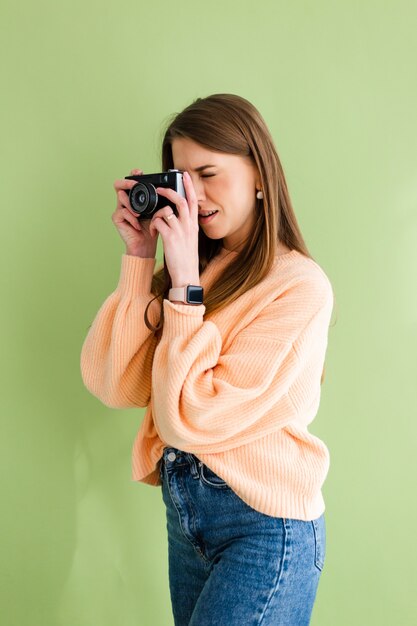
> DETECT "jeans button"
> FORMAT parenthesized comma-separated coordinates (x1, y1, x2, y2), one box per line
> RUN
(167, 452, 177, 462)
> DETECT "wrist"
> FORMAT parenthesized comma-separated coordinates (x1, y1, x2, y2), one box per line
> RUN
(171, 277, 200, 289)
(125, 246, 156, 258)
(168, 282, 204, 306)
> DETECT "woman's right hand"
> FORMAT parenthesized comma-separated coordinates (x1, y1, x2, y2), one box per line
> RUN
(112, 169, 158, 257)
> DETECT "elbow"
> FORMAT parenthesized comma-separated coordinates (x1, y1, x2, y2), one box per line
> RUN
(81, 376, 149, 409)
(101, 384, 151, 408)
(82, 384, 147, 409)
(80, 357, 150, 409)
(80, 368, 121, 408)
(101, 396, 140, 409)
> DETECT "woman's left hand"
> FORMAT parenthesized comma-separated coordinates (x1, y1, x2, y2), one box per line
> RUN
(148, 171, 200, 288)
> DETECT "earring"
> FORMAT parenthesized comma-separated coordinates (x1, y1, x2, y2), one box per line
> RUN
(256, 190, 264, 199)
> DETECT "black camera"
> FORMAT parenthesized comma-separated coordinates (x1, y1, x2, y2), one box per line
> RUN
(123, 169, 185, 219)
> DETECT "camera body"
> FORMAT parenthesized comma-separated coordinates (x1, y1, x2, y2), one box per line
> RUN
(124, 169, 185, 219)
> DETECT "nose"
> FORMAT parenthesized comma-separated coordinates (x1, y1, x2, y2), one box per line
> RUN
(189, 174, 206, 204)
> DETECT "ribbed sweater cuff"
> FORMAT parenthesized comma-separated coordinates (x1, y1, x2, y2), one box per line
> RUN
(162, 298, 206, 341)
(117, 254, 157, 296)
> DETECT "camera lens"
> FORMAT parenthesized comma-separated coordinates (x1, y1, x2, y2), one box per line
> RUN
(129, 182, 157, 217)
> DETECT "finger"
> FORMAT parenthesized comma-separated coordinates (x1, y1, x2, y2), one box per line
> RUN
(130, 168, 143, 175)
(117, 189, 133, 208)
(113, 177, 140, 192)
(149, 215, 169, 238)
(182, 171, 198, 220)
(113, 208, 141, 230)
(155, 187, 189, 221)
(116, 196, 140, 230)
(150, 205, 178, 226)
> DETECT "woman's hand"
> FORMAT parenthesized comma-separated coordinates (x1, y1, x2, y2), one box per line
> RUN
(148, 171, 200, 287)
(111, 168, 158, 257)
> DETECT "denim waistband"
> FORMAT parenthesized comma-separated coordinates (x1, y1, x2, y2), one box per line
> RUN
(161, 446, 199, 463)
(160, 446, 202, 477)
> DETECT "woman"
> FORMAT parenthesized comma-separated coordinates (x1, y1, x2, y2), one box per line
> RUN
(81, 93, 335, 625)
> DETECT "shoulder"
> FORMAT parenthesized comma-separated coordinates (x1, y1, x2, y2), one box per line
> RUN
(267, 250, 332, 291)
(266, 250, 333, 305)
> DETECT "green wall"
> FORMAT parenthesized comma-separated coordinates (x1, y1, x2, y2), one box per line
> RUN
(1, 0, 416, 624)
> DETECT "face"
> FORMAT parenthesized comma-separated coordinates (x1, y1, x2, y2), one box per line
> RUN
(171, 137, 261, 252)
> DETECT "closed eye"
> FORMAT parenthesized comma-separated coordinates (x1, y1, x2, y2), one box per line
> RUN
(201, 174, 215, 178)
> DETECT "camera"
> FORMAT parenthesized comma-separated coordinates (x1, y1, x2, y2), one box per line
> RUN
(123, 169, 185, 219)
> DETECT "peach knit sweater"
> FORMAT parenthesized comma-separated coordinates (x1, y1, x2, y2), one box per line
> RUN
(80, 247, 334, 521)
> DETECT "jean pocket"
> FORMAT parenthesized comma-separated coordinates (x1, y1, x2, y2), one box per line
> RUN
(200, 463, 230, 489)
(311, 515, 326, 571)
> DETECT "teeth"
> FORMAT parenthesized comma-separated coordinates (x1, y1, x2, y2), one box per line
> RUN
(199, 211, 217, 217)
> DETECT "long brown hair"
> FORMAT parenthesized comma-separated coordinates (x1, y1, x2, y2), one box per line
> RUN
(144, 93, 335, 383)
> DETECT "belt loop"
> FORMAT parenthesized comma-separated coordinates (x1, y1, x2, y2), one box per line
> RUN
(186, 453, 200, 479)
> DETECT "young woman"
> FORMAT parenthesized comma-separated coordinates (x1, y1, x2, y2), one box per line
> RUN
(81, 93, 335, 626)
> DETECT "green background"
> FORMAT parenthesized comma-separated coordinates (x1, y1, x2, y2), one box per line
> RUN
(1, 0, 416, 624)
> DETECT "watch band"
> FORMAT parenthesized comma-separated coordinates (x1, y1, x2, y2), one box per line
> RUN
(168, 285, 204, 305)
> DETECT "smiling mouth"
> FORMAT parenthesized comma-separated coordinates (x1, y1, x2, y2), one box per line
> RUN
(198, 210, 219, 223)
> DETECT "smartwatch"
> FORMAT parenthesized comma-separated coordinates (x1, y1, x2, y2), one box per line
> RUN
(168, 285, 204, 305)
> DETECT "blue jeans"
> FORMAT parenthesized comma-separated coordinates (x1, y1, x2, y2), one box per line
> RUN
(159, 446, 326, 626)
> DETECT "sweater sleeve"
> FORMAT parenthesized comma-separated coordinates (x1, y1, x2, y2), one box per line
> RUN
(151, 270, 334, 453)
(80, 254, 161, 408)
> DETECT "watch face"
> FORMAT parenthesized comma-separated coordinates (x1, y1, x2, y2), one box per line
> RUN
(186, 285, 204, 304)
